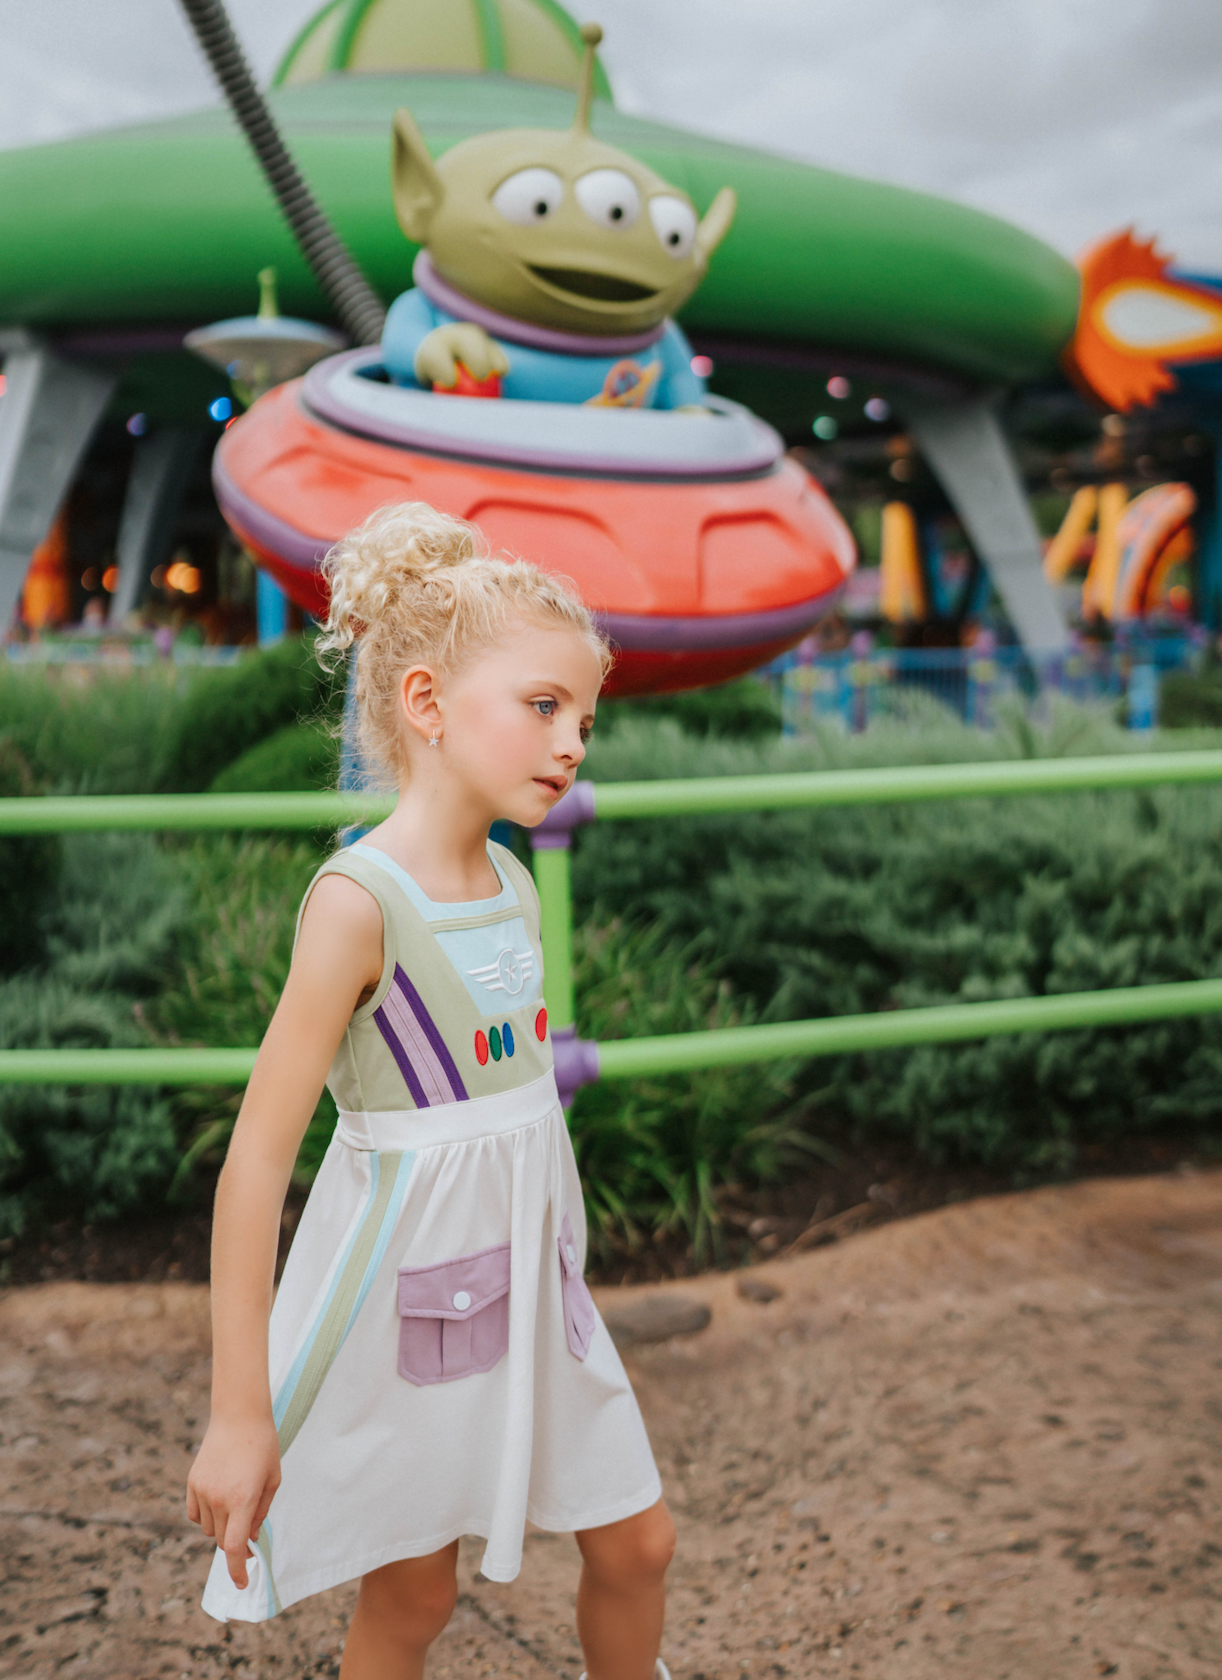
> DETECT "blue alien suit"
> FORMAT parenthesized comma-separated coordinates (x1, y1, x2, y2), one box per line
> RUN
(383, 253, 707, 409)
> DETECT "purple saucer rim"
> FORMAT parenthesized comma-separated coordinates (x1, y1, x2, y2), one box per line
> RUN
(299, 349, 782, 480)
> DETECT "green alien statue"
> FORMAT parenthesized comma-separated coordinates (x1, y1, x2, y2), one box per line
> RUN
(381, 23, 736, 409)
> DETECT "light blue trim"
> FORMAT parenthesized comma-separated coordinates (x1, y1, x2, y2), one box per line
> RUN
(254, 1519, 281, 1618)
(272, 1150, 417, 1433)
(350, 841, 515, 921)
(343, 1149, 415, 1338)
(272, 1154, 374, 1429)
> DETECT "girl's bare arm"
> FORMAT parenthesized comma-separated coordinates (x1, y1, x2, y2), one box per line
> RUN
(186, 872, 383, 1588)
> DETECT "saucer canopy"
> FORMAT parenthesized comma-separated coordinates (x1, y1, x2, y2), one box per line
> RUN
(0, 0, 1079, 426)
(273, 0, 613, 99)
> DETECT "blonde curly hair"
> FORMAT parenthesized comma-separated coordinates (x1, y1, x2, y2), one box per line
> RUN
(317, 501, 611, 780)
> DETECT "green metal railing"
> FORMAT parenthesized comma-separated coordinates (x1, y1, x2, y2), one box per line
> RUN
(4, 746, 1222, 1088)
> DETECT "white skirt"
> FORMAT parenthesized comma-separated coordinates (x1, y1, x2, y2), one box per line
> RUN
(202, 1070, 661, 1622)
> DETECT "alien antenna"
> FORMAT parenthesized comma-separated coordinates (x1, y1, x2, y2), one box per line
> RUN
(572, 23, 604, 136)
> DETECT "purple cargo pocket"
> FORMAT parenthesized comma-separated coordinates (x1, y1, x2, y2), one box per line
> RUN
(396, 1242, 511, 1386)
(557, 1211, 595, 1361)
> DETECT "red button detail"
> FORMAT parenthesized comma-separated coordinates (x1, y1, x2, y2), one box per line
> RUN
(474, 1030, 489, 1065)
(535, 1007, 548, 1042)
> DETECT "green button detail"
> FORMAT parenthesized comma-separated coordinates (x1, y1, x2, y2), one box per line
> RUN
(489, 1025, 502, 1062)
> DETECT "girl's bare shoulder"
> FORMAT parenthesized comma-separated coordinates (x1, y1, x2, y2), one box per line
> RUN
(300, 869, 385, 940)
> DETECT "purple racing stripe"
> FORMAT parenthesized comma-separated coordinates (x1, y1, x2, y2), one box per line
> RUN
(374, 965, 468, 1108)
(373, 1001, 430, 1109)
(392, 965, 468, 1100)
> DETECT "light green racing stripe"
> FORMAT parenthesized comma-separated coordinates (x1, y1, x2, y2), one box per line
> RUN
(277, 1149, 407, 1456)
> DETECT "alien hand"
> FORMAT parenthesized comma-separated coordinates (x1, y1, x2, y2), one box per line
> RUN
(415, 323, 511, 388)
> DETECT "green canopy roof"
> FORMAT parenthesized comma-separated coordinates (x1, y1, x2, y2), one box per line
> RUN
(274, 0, 612, 99)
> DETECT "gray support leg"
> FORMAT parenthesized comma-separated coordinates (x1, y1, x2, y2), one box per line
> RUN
(108, 427, 202, 625)
(900, 393, 1069, 657)
(0, 338, 116, 626)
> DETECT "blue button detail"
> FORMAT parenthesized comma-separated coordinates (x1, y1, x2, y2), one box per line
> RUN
(503, 1022, 515, 1057)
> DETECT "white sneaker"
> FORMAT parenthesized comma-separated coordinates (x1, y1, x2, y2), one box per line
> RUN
(579, 1664, 670, 1680)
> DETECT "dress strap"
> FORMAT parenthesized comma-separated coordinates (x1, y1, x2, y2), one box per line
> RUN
(349, 842, 517, 923)
(488, 843, 542, 949)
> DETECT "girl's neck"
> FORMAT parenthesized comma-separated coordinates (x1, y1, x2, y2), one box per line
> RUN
(363, 783, 502, 903)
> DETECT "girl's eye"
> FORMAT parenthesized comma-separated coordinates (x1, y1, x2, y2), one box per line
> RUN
(534, 699, 557, 717)
(580, 725, 592, 744)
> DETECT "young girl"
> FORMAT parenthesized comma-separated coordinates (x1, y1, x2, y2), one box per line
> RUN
(186, 503, 675, 1680)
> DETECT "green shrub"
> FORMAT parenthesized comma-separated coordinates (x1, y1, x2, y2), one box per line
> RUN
(0, 636, 344, 796)
(0, 741, 59, 975)
(569, 919, 808, 1264)
(151, 833, 336, 1191)
(573, 709, 1222, 1175)
(0, 834, 189, 1237)
(210, 720, 339, 793)
(596, 675, 782, 740)
(1160, 668, 1222, 729)
(0, 660, 183, 793)
(159, 638, 343, 792)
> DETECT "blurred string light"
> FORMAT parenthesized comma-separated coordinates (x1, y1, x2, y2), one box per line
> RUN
(690, 354, 714, 378)
(101, 565, 119, 592)
(208, 396, 233, 422)
(826, 375, 851, 399)
(812, 415, 838, 439)
(864, 396, 890, 422)
(0, 373, 7, 398)
(165, 559, 202, 594)
(126, 412, 147, 436)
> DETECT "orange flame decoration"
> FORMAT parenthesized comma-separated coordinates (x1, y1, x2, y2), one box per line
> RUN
(1066, 230, 1222, 412)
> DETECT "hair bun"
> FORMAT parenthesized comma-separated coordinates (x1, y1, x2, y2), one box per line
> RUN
(319, 502, 484, 650)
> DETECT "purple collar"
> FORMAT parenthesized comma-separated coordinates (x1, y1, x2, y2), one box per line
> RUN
(412, 251, 667, 356)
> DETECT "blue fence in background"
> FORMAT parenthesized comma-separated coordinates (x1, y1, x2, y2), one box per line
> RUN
(768, 636, 1204, 734)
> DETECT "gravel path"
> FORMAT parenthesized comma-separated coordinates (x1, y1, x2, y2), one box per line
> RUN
(3, 1170, 1221, 1679)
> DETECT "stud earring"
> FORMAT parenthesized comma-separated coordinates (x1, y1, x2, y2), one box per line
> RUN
(428, 731, 440, 748)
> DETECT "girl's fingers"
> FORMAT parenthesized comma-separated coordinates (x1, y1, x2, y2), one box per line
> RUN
(194, 1490, 216, 1539)
(185, 1483, 201, 1526)
(219, 1509, 254, 1590)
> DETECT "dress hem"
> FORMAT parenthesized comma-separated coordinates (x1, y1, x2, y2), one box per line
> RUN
(201, 1476, 664, 1622)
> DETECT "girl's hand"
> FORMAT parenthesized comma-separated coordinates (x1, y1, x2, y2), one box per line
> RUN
(187, 1414, 282, 1589)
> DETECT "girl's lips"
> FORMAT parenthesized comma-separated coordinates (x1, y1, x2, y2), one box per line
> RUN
(534, 777, 567, 798)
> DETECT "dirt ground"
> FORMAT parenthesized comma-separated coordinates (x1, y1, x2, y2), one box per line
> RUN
(3, 1169, 1222, 1680)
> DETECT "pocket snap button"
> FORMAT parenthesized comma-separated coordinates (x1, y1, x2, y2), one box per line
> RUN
(452, 1290, 472, 1311)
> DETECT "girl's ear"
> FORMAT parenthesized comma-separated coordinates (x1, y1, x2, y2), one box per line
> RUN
(399, 665, 443, 742)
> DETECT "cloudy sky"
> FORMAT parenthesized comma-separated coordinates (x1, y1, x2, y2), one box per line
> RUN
(1, 0, 1219, 269)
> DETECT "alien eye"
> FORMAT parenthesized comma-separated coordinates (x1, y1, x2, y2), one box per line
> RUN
(574, 169, 641, 231)
(491, 167, 565, 225)
(649, 195, 698, 259)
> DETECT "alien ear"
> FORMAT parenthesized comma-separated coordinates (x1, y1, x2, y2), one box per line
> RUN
(391, 108, 444, 244)
(696, 187, 737, 260)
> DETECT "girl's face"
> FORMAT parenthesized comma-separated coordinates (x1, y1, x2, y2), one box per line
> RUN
(407, 622, 603, 827)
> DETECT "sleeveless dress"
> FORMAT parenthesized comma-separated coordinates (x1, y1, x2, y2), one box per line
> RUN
(202, 840, 661, 1623)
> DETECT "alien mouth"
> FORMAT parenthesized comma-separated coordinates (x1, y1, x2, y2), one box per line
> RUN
(528, 266, 658, 304)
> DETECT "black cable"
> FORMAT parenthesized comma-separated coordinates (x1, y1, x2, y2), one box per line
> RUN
(177, 0, 386, 346)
